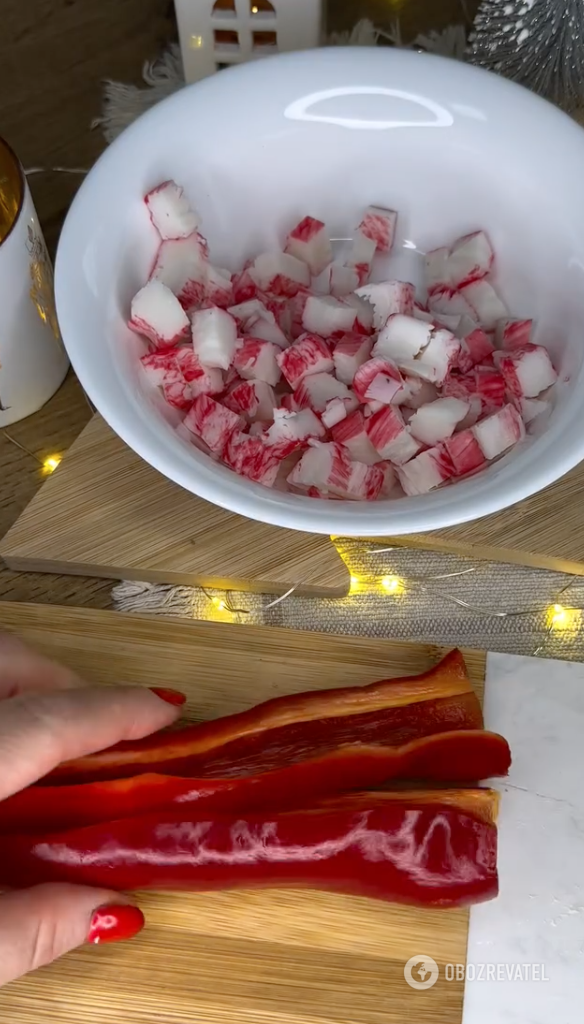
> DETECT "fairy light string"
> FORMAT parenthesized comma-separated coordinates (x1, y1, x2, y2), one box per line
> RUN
(189, 546, 584, 659)
(2, 430, 62, 475)
(107, 539, 584, 659)
(337, 538, 584, 657)
(6, 415, 584, 657)
(364, 542, 579, 613)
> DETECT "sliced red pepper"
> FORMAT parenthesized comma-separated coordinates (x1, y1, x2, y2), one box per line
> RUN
(47, 649, 482, 783)
(0, 794, 498, 907)
(3, 731, 510, 833)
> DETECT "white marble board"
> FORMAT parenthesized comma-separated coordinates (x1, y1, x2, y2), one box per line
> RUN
(463, 653, 584, 1024)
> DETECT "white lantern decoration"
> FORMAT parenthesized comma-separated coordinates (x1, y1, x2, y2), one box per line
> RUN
(174, 0, 322, 84)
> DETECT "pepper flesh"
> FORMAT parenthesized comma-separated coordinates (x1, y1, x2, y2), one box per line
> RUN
(318, 788, 500, 826)
(1, 731, 510, 833)
(0, 794, 499, 908)
(47, 650, 482, 783)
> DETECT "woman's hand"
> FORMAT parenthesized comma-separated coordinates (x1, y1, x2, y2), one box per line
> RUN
(0, 634, 184, 987)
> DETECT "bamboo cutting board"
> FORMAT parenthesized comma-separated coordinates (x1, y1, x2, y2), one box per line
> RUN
(0, 603, 486, 1024)
(0, 416, 349, 596)
(4, 413, 584, 582)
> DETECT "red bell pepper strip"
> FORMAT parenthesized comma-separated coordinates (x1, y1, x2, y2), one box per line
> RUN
(0, 793, 499, 908)
(46, 650, 483, 784)
(1, 731, 510, 833)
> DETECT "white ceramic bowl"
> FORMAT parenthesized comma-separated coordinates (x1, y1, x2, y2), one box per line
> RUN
(55, 47, 584, 537)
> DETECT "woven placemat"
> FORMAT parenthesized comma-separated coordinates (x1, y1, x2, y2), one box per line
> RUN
(113, 541, 584, 661)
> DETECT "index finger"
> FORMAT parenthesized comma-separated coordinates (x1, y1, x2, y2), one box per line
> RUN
(0, 634, 82, 699)
(0, 686, 181, 800)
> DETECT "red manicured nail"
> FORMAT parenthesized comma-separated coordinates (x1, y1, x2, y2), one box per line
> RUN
(87, 904, 145, 945)
(149, 686, 187, 706)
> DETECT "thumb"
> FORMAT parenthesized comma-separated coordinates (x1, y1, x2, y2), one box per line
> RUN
(0, 884, 145, 987)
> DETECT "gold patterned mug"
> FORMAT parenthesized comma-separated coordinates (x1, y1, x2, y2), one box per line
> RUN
(0, 136, 69, 426)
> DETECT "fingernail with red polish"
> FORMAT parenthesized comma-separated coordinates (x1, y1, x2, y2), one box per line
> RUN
(88, 904, 145, 945)
(149, 686, 187, 706)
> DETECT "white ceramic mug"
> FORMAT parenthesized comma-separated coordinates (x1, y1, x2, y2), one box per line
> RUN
(0, 136, 69, 426)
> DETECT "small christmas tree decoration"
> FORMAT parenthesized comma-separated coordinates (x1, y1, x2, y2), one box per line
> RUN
(467, 0, 584, 109)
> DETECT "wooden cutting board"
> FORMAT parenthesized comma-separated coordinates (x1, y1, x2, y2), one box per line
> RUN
(4, 413, 584, 587)
(0, 603, 486, 1024)
(0, 416, 349, 596)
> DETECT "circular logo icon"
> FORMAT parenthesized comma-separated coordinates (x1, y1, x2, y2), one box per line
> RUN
(404, 955, 439, 990)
